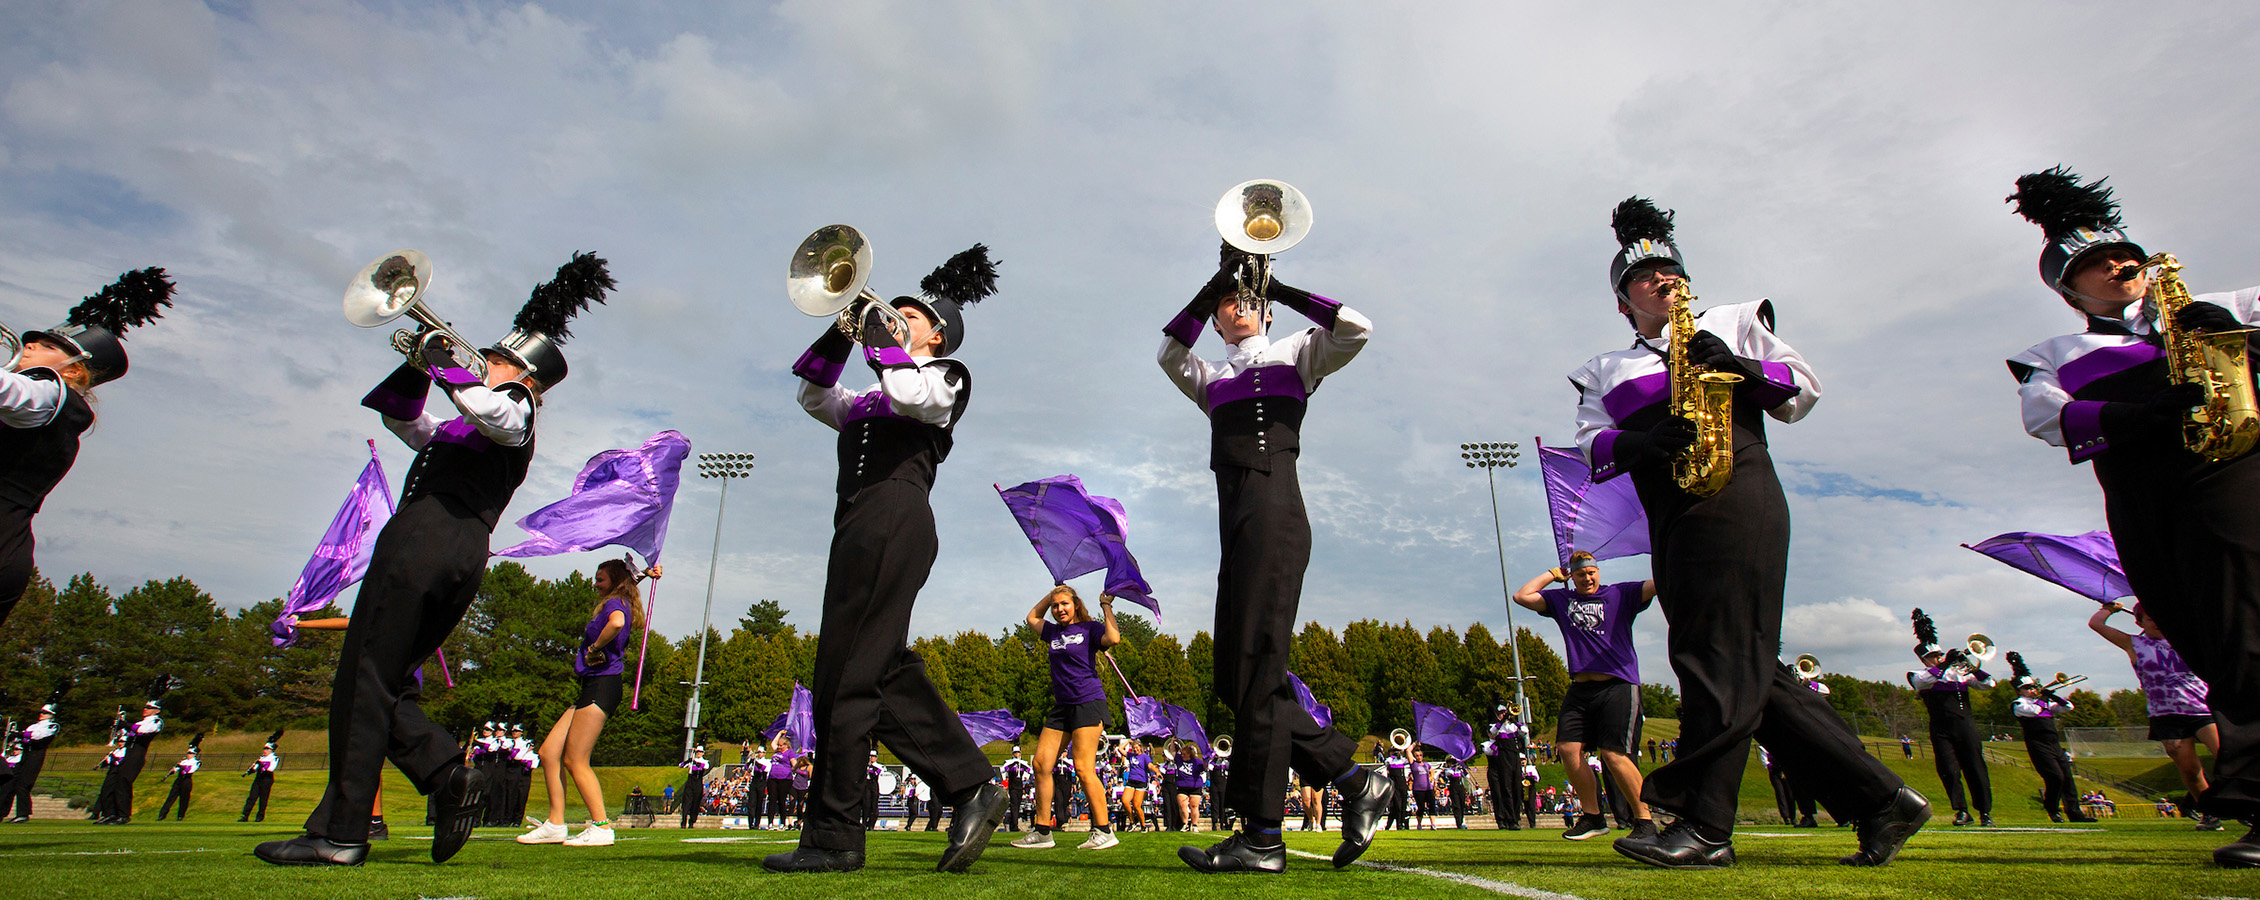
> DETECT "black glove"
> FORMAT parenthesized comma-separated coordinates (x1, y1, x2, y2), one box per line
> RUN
(2174, 300, 2241, 334)
(806, 321, 852, 363)
(862, 304, 904, 351)
(1685, 330, 1760, 380)
(419, 333, 463, 372)
(1609, 415, 1698, 470)
(2099, 382, 2204, 444)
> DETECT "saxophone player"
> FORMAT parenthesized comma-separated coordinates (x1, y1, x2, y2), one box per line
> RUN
(1567, 197, 1926, 869)
(2005, 167, 2260, 868)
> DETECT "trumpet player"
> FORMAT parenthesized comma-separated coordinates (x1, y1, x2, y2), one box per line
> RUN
(256, 252, 610, 869)
(2006, 653, 2092, 824)
(1908, 610, 1994, 826)
(2006, 168, 2260, 868)
(0, 268, 172, 630)
(1511, 551, 1656, 842)
(1569, 198, 1925, 869)
(776, 245, 1008, 874)
(1159, 225, 1385, 874)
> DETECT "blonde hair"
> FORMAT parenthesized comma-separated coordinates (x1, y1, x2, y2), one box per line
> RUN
(1044, 585, 1092, 624)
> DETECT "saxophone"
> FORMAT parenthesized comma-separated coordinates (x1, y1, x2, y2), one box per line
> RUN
(2150, 253, 2260, 461)
(1665, 280, 1742, 496)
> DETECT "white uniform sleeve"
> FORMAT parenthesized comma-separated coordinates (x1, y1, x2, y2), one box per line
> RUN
(1734, 301, 1821, 423)
(1909, 669, 1941, 690)
(877, 360, 961, 427)
(2201, 286, 2260, 325)
(440, 383, 533, 447)
(798, 379, 853, 432)
(2009, 345, 2072, 447)
(0, 370, 67, 429)
(381, 412, 444, 451)
(1289, 304, 1373, 391)
(1158, 335, 1219, 409)
(1569, 359, 1614, 467)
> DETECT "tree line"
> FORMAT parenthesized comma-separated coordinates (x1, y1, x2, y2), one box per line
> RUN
(0, 564, 2151, 764)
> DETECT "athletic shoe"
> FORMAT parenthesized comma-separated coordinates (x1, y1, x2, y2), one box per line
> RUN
(517, 820, 568, 844)
(763, 847, 865, 873)
(1177, 832, 1285, 874)
(430, 764, 487, 864)
(253, 835, 369, 867)
(1332, 766, 1394, 868)
(1951, 810, 1972, 826)
(1010, 831, 1055, 849)
(937, 783, 1007, 873)
(1980, 814, 1996, 827)
(2198, 814, 2225, 831)
(1078, 830, 1119, 850)
(368, 820, 389, 841)
(564, 823, 615, 846)
(1627, 818, 1659, 841)
(2216, 822, 2260, 868)
(1563, 813, 1610, 841)
(1839, 787, 1931, 867)
(1612, 820, 1734, 869)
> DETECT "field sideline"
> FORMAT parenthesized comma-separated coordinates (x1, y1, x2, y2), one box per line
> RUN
(0, 816, 2245, 900)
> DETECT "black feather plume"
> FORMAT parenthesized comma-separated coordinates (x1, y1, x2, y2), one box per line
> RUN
(2007, 166, 2124, 241)
(265, 729, 285, 745)
(2007, 651, 2035, 683)
(149, 674, 183, 698)
(919, 244, 999, 307)
(65, 267, 174, 335)
(187, 732, 206, 751)
(1910, 608, 1938, 647)
(1611, 197, 1675, 247)
(513, 252, 613, 346)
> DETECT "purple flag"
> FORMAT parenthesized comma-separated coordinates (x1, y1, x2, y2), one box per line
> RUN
(760, 683, 816, 751)
(996, 476, 1158, 617)
(958, 709, 1028, 747)
(1125, 696, 1171, 740)
(1411, 700, 1477, 762)
(1164, 702, 1212, 760)
(1539, 439, 1649, 565)
(494, 431, 691, 563)
(272, 441, 394, 647)
(1288, 670, 1333, 729)
(1963, 530, 2131, 604)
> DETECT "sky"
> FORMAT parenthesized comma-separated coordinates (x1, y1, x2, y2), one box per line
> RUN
(4, 1, 2258, 696)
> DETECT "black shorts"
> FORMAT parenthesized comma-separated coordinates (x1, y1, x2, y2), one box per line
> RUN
(1043, 698, 1107, 731)
(574, 673, 623, 716)
(2148, 713, 2216, 742)
(1556, 679, 1642, 753)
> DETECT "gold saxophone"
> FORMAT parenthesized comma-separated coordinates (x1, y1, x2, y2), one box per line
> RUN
(1665, 280, 1742, 496)
(2150, 252, 2260, 461)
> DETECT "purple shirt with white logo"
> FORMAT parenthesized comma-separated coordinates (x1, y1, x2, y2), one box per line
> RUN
(1538, 581, 1651, 683)
(576, 596, 632, 677)
(1044, 619, 1107, 705)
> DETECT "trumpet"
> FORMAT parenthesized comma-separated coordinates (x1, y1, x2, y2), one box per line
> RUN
(1794, 654, 1823, 681)
(1213, 180, 1313, 317)
(1388, 728, 1413, 751)
(1212, 736, 1233, 758)
(1965, 634, 1997, 668)
(342, 250, 488, 379)
(786, 225, 912, 344)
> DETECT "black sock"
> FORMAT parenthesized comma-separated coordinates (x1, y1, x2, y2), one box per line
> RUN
(1094, 824, 1111, 834)
(1243, 820, 1283, 848)
(1034, 824, 1052, 836)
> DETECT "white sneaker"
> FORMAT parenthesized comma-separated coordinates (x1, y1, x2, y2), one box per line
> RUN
(1010, 831, 1055, 849)
(517, 820, 568, 844)
(564, 823, 616, 847)
(1077, 830, 1119, 850)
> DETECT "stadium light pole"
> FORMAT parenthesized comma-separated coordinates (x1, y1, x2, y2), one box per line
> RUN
(1461, 441, 1529, 727)
(684, 452, 755, 760)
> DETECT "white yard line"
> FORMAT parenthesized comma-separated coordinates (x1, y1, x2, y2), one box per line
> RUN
(1286, 849, 1590, 900)
(0, 847, 225, 858)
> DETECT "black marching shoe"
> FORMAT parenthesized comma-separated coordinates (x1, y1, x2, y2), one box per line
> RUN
(1979, 813, 1996, 827)
(1177, 832, 1286, 874)
(430, 764, 487, 864)
(237, 816, 249, 823)
(2216, 822, 2260, 869)
(1612, 819, 1733, 869)
(2197, 814, 2225, 832)
(1797, 815, 1819, 828)
(254, 835, 369, 867)
(1332, 766, 1394, 868)
(368, 820, 390, 841)
(1951, 809, 1972, 826)
(2048, 811, 2064, 823)
(763, 846, 867, 873)
(937, 783, 1007, 873)
(1839, 787, 1931, 867)
(1562, 813, 1610, 841)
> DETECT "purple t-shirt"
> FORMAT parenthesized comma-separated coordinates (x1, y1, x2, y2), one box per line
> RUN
(1045, 619, 1107, 704)
(2132, 634, 2211, 716)
(1172, 757, 1207, 790)
(1538, 581, 1650, 683)
(767, 748, 798, 780)
(1125, 752, 1151, 784)
(576, 596, 632, 677)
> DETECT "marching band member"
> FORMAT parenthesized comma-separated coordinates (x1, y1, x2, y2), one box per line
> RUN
(5, 702, 59, 822)
(95, 698, 163, 825)
(158, 735, 203, 821)
(1000, 746, 1035, 832)
(2006, 168, 2260, 866)
(1441, 754, 1470, 829)
(0, 269, 172, 629)
(519, 558, 654, 848)
(510, 723, 539, 826)
(1512, 552, 1657, 842)
(1908, 610, 1994, 826)
(1010, 586, 1121, 851)
(2007, 652, 2092, 824)
(1159, 235, 1387, 873)
(1571, 198, 1926, 868)
(2090, 602, 2223, 830)
(1383, 743, 1410, 831)
(256, 252, 612, 868)
(1483, 703, 1528, 830)
(241, 732, 281, 824)
(773, 245, 1007, 874)
(680, 746, 711, 828)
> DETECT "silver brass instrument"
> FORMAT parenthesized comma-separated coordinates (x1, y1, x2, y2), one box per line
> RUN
(1794, 654, 1823, 681)
(1965, 634, 1996, 668)
(1213, 180, 1313, 317)
(2149, 253, 2260, 461)
(787, 225, 912, 343)
(1388, 728, 1413, 751)
(1212, 736, 1232, 758)
(0, 321, 19, 371)
(342, 250, 488, 379)
(1505, 701, 1523, 720)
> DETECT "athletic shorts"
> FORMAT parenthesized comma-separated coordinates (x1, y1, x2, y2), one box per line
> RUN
(1044, 698, 1107, 731)
(574, 673, 623, 716)
(1556, 679, 1642, 753)
(2148, 713, 2216, 742)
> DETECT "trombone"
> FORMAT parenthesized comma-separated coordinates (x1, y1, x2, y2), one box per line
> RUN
(342, 250, 488, 379)
(786, 225, 913, 343)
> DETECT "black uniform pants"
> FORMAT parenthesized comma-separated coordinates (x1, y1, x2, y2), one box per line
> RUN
(1928, 718, 1992, 814)
(305, 496, 491, 844)
(1211, 461, 1359, 826)
(1004, 776, 1025, 829)
(1634, 441, 1903, 834)
(1161, 783, 1181, 830)
(1212, 772, 1230, 828)
(759, 778, 786, 825)
(5, 748, 46, 818)
(243, 773, 273, 820)
(1448, 777, 1468, 826)
(1487, 756, 1523, 828)
(1387, 770, 1409, 828)
(160, 775, 192, 820)
(680, 783, 703, 828)
(0, 505, 33, 629)
(2023, 733, 2075, 816)
(802, 481, 992, 853)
